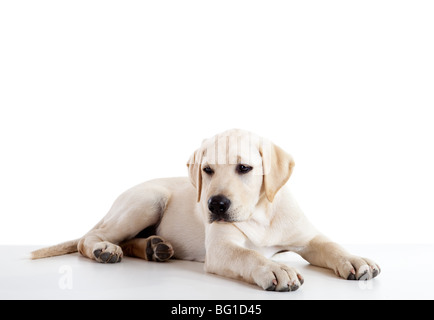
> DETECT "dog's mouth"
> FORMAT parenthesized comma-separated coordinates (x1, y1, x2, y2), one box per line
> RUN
(209, 214, 233, 224)
(208, 210, 242, 224)
(208, 206, 245, 224)
(209, 214, 232, 224)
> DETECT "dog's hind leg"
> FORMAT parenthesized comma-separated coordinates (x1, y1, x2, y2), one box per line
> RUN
(120, 236, 174, 262)
(77, 182, 171, 263)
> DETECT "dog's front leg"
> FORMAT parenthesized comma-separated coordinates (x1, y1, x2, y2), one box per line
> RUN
(299, 235, 381, 280)
(204, 223, 304, 292)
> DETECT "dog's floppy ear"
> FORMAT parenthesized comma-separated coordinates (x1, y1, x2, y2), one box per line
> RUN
(187, 148, 203, 202)
(259, 141, 295, 202)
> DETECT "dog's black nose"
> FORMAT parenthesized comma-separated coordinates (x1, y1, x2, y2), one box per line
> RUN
(208, 195, 231, 216)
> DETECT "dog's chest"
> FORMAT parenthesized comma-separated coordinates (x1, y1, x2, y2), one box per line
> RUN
(235, 222, 282, 258)
(234, 209, 283, 248)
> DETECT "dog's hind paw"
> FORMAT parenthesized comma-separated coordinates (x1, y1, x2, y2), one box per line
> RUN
(146, 236, 174, 262)
(92, 241, 123, 263)
(120, 236, 174, 262)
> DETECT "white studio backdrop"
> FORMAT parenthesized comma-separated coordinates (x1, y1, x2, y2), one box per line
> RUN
(1, 1, 433, 246)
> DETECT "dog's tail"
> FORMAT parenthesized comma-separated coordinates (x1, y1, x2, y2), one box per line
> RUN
(30, 239, 80, 260)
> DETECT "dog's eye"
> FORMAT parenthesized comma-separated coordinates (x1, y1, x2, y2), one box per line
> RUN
(203, 166, 214, 175)
(236, 164, 253, 174)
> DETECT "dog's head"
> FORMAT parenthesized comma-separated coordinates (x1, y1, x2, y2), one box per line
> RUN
(187, 129, 295, 223)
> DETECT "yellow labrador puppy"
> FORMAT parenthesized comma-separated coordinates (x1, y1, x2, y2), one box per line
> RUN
(32, 129, 380, 291)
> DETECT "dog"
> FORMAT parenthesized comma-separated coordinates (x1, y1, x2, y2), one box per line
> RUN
(31, 129, 380, 291)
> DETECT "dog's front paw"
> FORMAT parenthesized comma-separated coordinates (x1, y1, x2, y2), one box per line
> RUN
(334, 256, 381, 280)
(252, 262, 304, 292)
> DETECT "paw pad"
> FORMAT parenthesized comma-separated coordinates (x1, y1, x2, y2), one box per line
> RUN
(93, 247, 122, 263)
(146, 236, 174, 262)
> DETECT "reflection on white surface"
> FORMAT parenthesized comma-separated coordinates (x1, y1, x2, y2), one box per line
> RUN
(1, 244, 433, 300)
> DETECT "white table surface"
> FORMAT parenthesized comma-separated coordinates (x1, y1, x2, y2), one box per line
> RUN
(1, 244, 432, 300)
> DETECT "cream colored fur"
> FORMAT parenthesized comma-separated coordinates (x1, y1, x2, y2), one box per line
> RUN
(31, 129, 380, 291)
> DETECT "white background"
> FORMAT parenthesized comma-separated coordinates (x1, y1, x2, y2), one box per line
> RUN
(1, 1, 433, 246)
